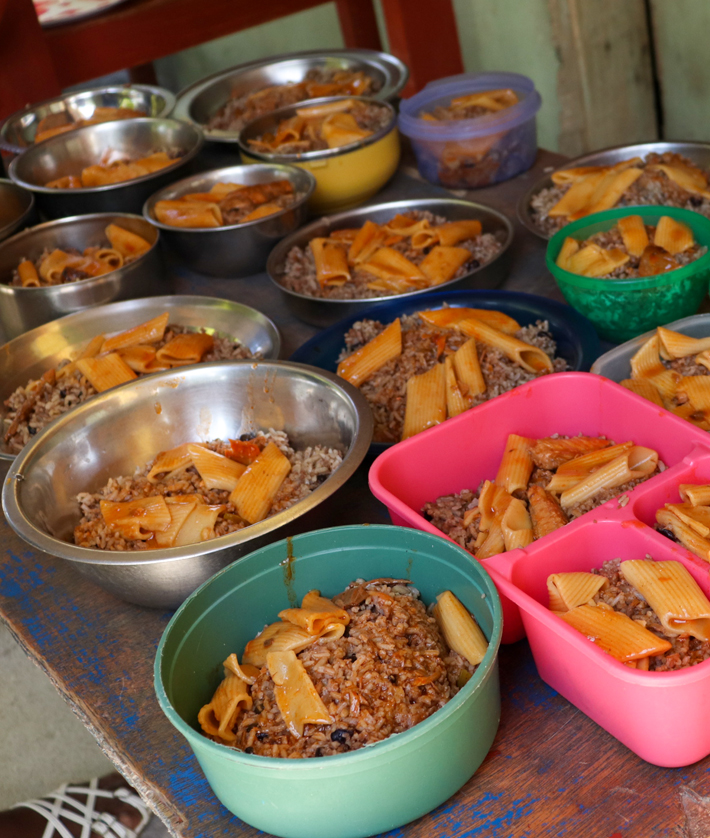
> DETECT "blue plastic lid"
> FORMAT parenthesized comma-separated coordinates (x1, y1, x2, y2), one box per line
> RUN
(398, 72, 542, 141)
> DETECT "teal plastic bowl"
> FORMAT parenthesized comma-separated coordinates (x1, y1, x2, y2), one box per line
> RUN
(546, 206, 710, 342)
(155, 525, 502, 838)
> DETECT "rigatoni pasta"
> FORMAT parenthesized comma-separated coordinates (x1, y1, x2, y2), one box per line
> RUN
(198, 579, 488, 756)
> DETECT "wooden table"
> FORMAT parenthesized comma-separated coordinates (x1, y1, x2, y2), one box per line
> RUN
(2, 150, 707, 838)
(0, 0, 463, 119)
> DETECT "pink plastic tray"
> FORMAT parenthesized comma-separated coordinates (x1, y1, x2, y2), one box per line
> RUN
(369, 372, 710, 644)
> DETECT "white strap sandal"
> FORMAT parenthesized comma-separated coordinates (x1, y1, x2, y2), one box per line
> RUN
(10, 777, 151, 838)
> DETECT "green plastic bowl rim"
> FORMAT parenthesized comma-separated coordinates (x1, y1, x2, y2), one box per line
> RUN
(153, 524, 503, 771)
(545, 205, 710, 291)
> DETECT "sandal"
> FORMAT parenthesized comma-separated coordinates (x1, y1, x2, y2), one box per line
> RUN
(9, 776, 151, 838)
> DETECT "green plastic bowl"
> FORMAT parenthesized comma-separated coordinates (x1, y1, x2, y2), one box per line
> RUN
(155, 525, 502, 838)
(546, 206, 710, 342)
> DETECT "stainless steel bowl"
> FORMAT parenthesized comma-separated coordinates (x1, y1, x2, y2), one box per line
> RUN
(518, 141, 710, 239)
(0, 179, 35, 242)
(0, 294, 281, 461)
(173, 49, 409, 142)
(0, 213, 164, 341)
(8, 118, 204, 218)
(2, 361, 373, 607)
(0, 84, 176, 170)
(143, 163, 315, 277)
(267, 198, 514, 327)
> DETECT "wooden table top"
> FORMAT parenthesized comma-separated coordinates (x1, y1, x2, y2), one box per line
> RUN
(3, 150, 705, 838)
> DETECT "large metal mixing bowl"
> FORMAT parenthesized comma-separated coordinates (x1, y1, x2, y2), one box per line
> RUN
(0, 213, 163, 340)
(2, 361, 373, 608)
(8, 118, 203, 218)
(143, 163, 315, 276)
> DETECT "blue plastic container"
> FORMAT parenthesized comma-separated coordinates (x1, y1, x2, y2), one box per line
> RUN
(398, 71, 542, 189)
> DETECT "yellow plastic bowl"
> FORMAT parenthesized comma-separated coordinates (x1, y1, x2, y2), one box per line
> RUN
(239, 96, 400, 214)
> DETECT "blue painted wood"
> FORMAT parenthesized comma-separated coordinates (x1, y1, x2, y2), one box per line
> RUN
(4, 154, 706, 837)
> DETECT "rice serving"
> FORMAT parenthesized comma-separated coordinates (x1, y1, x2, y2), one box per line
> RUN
(339, 314, 567, 443)
(215, 579, 477, 758)
(73, 431, 343, 550)
(3, 325, 260, 454)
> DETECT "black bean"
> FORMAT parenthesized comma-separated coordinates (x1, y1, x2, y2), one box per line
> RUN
(470, 259, 480, 269)
(240, 432, 256, 441)
(347, 654, 356, 662)
(59, 390, 67, 398)
(330, 729, 350, 744)
(658, 527, 677, 542)
(28, 427, 36, 435)
(245, 747, 254, 754)
(690, 196, 703, 207)
(389, 675, 397, 684)
(315, 748, 324, 757)
(257, 731, 269, 741)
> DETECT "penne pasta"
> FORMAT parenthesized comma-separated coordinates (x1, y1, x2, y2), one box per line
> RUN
(153, 497, 198, 548)
(198, 665, 253, 742)
(401, 363, 446, 440)
(656, 508, 710, 563)
(417, 307, 520, 334)
(173, 502, 225, 546)
(223, 653, 260, 686)
(433, 591, 488, 666)
(547, 572, 608, 613)
(546, 441, 635, 495)
(529, 436, 612, 471)
(229, 442, 292, 524)
(100, 496, 171, 541)
(279, 590, 349, 635)
(496, 434, 535, 494)
(102, 312, 170, 353)
(617, 214, 648, 257)
(559, 446, 658, 509)
(362, 248, 427, 286)
(444, 355, 469, 417)
(527, 485, 568, 539)
(17, 260, 41, 287)
(457, 318, 553, 374)
(154, 332, 215, 366)
(501, 498, 534, 551)
(419, 245, 472, 286)
(267, 650, 333, 737)
(76, 353, 137, 393)
(680, 484, 710, 506)
(188, 444, 246, 491)
(243, 621, 318, 667)
(336, 318, 402, 387)
(310, 238, 351, 287)
(620, 378, 664, 407)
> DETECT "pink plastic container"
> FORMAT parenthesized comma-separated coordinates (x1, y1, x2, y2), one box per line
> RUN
(369, 372, 710, 644)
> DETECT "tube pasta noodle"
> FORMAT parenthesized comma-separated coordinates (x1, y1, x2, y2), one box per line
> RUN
(11, 224, 151, 288)
(76, 353, 137, 392)
(547, 572, 609, 613)
(417, 307, 521, 334)
(444, 355, 468, 417)
(229, 442, 292, 524)
(680, 484, 710, 506)
(46, 151, 175, 189)
(199, 579, 489, 752)
(656, 484, 710, 563)
(457, 318, 553, 374)
(402, 362, 446, 439)
(422, 433, 660, 560)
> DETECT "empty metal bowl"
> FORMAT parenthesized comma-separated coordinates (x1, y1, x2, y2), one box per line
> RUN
(267, 197, 514, 327)
(0, 294, 281, 461)
(0, 84, 176, 171)
(0, 213, 164, 341)
(143, 163, 315, 277)
(8, 118, 203, 218)
(0, 179, 35, 242)
(2, 361, 373, 608)
(239, 96, 399, 214)
(173, 49, 409, 143)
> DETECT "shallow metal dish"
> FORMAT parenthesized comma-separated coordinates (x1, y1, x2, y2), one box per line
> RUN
(2, 361, 373, 607)
(174, 49, 408, 143)
(0, 179, 35, 242)
(8, 118, 203, 218)
(518, 141, 710, 240)
(0, 294, 281, 461)
(0, 84, 176, 168)
(267, 197, 514, 327)
(143, 163, 315, 276)
(0, 213, 163, 341)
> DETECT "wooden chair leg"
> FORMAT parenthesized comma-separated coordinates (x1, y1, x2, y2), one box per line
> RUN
(0, 0, 61, 119)
(379, 0, 463, 95)
(335, 0, 382, 50)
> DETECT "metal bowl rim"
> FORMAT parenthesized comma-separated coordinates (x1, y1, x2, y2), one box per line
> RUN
(143, 163, 316, 233)
(267, 197, 514, 306)
(517, 140, 710, 240)
(238, 96, 397, 162)
(8, 118, 204, 194)
(0, 85, 177, 154)
(2, 360, 373, 561)
(173, 48, 409, 142)
(0, 178, 35, 239)
(0, 211, 160, 294)
(0, 294, 282, 461)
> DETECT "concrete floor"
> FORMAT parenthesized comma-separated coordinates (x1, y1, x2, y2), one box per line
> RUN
(0, 621, 169, 836)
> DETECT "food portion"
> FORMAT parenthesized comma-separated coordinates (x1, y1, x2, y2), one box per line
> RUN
(33, 106, 144, 144)
(555, 215, 706, 279)
(153, 179, 297, 228)
(207, 68, 379, 133)
(246, 99, 391, 155)
(420, 88, 519, 122)
(10, 224, 152, 287)
(531, 153, 710, 236)
(281, 212, 504, 300)
(73, 431, 343, 550)
(3, 313, 259, 453)
(336, 307, 567, 443)
(197, 580, 487, 756)
(549, 559, 710, 671)
(423, 433, 661, 558)
(46, 151, 176, 189)
(655, 482, 710, 563)
(621, 327, 710, 431)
